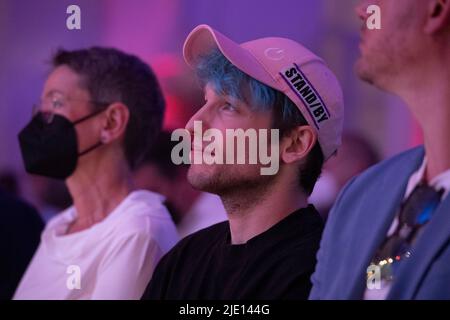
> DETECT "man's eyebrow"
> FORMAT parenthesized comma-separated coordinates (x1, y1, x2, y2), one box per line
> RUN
(223, 93, 244, 105)
(203, 85, 242, 104)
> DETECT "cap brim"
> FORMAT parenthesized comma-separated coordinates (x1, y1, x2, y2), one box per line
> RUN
(183, 24, 277, 89)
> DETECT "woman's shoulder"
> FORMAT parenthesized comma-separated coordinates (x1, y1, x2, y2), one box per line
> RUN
(105, 190, 178, 243)
(43, 206, 75, 233)
(115, 190, 172, 224)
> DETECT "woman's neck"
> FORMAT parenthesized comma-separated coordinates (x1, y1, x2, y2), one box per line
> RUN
(65, 155, 133, 234)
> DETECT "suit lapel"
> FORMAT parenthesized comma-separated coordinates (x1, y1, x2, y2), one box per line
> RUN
(388, 193, 450, 299)
(347, 147, 425, 299)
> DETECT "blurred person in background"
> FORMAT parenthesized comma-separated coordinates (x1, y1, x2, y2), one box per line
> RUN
(27, 176, 72, 223)
(14, 47, 178, 299)
(311, 0, 450, 299)
(310, 132, 379, 219)
(0, 170, 20, 197)
(0, 185, 43, 300)
(0, 170, 72, 223)
(134, 131, 226, 238)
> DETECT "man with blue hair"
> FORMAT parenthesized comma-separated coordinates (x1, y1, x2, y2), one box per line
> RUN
(142, 25, 344, 299)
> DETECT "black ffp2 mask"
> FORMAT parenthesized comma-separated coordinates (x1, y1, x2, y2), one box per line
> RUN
(18, 111, 103, 179)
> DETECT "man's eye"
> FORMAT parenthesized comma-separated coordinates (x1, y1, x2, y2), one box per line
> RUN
(221, 103, 237, 112)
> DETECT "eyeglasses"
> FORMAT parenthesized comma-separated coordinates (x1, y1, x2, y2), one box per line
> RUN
(367, 183, 443, 282)
(32, 95, 110, 124)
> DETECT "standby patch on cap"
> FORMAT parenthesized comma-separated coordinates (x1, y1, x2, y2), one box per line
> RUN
(280, 63, 331, 129)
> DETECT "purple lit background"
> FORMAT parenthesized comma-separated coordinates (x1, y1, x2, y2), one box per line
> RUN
(0, 0, 421, 204)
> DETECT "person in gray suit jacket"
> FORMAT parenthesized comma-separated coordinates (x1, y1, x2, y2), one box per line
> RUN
(310, 0, 450, 299)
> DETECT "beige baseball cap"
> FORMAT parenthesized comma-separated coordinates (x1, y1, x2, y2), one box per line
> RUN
(183, 24, 344, 160)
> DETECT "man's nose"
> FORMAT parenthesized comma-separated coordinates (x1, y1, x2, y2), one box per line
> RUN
(185, 105, 210, 136)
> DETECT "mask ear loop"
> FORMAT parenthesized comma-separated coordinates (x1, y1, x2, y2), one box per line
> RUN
(78, 141, 103, 157)
(74, 107, 108, 157)
(72, 107, 107, 125)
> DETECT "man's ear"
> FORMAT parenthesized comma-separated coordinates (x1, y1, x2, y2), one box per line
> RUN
(100, 103, 130, 143)
(424, 0, 450, 34)
(280, 126, 317, 164)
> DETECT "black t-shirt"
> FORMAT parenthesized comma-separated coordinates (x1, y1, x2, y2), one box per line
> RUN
(142, 204, 323, 300)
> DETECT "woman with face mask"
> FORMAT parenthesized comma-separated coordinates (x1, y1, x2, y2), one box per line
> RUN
(13, 47, 179, 300)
